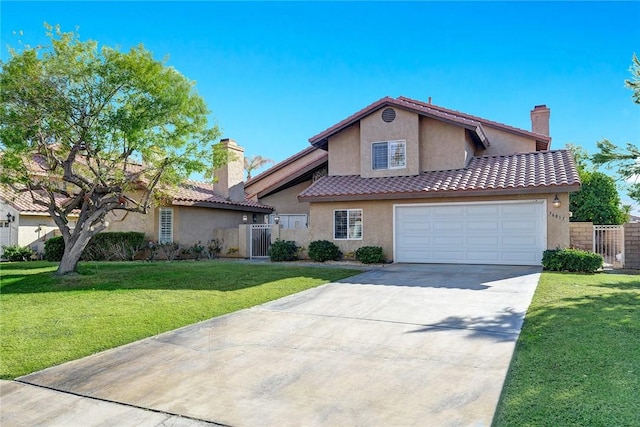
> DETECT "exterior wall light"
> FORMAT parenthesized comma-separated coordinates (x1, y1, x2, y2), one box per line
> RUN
(6, 213, 15, 222)
(242, 214, 248, 223)
(553, 194, 561, 208)
(273, 213, 280, 225)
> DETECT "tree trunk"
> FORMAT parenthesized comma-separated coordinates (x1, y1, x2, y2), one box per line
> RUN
(56, 232, 94, 275)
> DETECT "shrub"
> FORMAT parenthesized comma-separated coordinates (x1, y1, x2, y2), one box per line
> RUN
(355, 246, 385, 264)
(44, 236, 65, 261)
(2, 245, 35, 262)
(207, 238, 224, 259)
(542, 248, 603, 273)
(82, 232, 146, 261)
(268, 239, 299, 262)
(308, 240, 341, 262)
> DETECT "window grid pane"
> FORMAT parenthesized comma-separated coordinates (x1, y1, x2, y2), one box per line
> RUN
(388, 141, 406, 168)
(334, 210, 348, 239)
(372, 142, 388, 170)
(348, 210, 363, 239)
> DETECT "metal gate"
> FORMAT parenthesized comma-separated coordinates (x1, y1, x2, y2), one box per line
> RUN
(593, 225, 624, 268)
(250, 224, 272, 258)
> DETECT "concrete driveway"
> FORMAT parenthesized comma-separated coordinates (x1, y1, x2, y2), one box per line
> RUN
(4, 264, 541, 427)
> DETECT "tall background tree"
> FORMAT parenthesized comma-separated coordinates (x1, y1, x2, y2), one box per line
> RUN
(0, 25, 221, 274)
(244, 155, 274, 179)
(567, 144, 629, 224)
(593, 54, 640, 203)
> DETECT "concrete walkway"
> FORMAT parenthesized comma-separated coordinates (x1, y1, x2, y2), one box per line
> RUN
(3, 264, 541, 427)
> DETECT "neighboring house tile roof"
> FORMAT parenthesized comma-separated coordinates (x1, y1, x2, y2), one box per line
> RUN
(0, 184, 68, 215)
(1, 181, 272, 214)
(298, 150, 579, 202)
(172, 180, 273, 212)
(309, 96, 551, 151)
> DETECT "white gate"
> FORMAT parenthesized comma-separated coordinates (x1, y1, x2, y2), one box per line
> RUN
(250, 224, 272, 258)
(593, 225, 624, 268)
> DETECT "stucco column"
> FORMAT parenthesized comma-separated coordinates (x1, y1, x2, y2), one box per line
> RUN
(238, 224, 250, 258)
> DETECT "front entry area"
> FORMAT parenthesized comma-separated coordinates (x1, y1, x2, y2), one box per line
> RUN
(394, 200, 546, 266)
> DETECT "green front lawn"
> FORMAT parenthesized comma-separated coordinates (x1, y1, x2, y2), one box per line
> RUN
(0, 260, 359, 379)
(493, 272, 640, 426)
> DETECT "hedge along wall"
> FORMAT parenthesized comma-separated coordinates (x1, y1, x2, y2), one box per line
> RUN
(569, 222, 593, 251)
(625, 223, 640, 269)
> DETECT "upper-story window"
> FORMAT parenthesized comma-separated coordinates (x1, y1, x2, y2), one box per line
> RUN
(372, 140, 406, 170)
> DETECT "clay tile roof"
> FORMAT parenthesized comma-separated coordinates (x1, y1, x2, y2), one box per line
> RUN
(172, 180, 273, 211)
(2, 181, 272, 214)
(298, 150, 579, 202)
(0, 184, 69, 214)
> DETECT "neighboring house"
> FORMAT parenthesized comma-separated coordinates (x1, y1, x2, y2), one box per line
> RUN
(248, 96, 580, 266)
(0, 186, 78, 256)
(0, 138, 272, 257)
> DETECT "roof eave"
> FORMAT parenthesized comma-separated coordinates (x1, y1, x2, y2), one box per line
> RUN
(171, 200, 273, 213)
(298, 183, 581, 203)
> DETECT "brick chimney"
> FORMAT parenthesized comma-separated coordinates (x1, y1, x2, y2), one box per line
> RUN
(212, 138, 245, 202)
(530, 104, 550, 136)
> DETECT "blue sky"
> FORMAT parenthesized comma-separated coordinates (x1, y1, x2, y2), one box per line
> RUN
(2, 1, 639, 207)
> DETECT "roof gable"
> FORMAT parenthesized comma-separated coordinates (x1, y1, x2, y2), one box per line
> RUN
(308, 96, 551, 151)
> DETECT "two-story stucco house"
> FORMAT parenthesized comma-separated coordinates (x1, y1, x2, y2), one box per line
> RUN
(247, 96, 580, 266)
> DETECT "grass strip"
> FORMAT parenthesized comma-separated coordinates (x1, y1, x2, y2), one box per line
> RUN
(0, 260, 359, 379)
(493, 272, 640, 426)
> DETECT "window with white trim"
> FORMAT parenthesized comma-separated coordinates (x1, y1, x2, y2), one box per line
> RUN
(372, 140, 406, 170)
(334, 209, 362, 240)
(159, 208, 174, 243)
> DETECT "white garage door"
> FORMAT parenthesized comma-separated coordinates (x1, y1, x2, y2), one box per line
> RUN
(394, 201, 546, 266)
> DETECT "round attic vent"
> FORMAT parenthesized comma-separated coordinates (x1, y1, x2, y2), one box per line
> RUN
(381, 107, 396, 123)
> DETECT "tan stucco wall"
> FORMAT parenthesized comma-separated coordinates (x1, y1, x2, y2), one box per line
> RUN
(419, 117, 470, 171)
(328, 124, 360, 176)
(308, 192, 570, 262)
(481, 127, 537, 156)
(106, 209, 155, 241)
(170, 206, 267, 247)
(360, 108, 419, 178)
(212, 227, 241, 257)
(259, 181, 311, 216)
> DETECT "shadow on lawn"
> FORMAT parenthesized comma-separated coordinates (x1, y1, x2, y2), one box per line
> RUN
(0, 261, 360, 295)
(492, 289, 640, 427)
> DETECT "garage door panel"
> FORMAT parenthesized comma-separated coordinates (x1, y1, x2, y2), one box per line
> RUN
(400, 235, 431, 245)
(467, 236, 499, 246)
(395, 201, 545, 266)
(467, 220, 499, 231)
(502, 204, 537, 215)
(433, 206, 465, 217)
(433, 236, 464, 245)
(467, 205, 500, 215)
(502, 220, 537, 230)
(503, 236, 539, 246)
(432, 221, 465, 231)
(432, 251, 466, 261)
